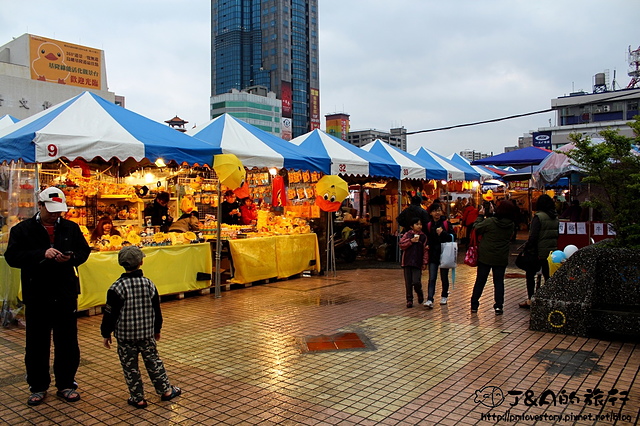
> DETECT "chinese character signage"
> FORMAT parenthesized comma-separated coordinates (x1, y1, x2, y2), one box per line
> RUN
(310, 88, 320, 131)
(29, 35, 102, 89)
(532, 131, 552, 149)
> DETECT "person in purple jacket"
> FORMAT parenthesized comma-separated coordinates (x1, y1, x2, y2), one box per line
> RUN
(399, 217, 429, 308)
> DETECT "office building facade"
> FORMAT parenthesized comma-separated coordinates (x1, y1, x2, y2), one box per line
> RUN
(211, 0, 319, 139)
(210, 86, 283, 136)
(348, 127, 407, 151)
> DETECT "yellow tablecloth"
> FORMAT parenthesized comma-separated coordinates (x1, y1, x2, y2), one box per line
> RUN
(228, 233, 320, 284)
(0, 257, 22, 308)
(1, 243, 212, 312)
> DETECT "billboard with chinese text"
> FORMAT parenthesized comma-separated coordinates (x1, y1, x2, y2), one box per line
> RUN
(29, 35, 102, 89)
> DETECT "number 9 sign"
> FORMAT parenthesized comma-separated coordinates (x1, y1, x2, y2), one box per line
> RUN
(47, 144, 58, 158)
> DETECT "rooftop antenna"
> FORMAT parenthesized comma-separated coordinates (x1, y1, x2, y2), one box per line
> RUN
(627, 45, 640, 89)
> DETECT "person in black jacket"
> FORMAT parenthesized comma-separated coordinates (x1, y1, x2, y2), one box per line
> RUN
(143, 191, 173, 232)
(423, 202, 455, 309)
(4, 187, 91, 406)
(396, 195, 429, 233)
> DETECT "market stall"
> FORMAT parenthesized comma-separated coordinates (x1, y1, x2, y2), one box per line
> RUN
(0, 92, 223, 315)
(0, 243, 212, 312)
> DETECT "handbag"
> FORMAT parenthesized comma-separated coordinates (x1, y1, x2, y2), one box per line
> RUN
(439, 234, 457, 269)
(464, 229, 478, 267)
(515, 248, 538, 271)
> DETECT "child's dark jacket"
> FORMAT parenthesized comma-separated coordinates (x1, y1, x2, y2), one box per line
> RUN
(399, 230, 429, 268)
(100, 269, 162, 341)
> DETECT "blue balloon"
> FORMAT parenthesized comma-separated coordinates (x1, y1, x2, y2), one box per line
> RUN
(551, 250, 566, 263)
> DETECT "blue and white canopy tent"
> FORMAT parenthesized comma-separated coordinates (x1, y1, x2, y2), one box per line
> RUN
(289, 129, 399, 178)
(360, 139, 428, 180)
(361, 139, 438, 262)
(472, 146, 552, 218)
(0, 114, 19, 130)
(189, 114, 330, 174)
(410, 147, 479, 181)
(447, 152, 496, 180)
(288, 131, 400, 270)
(0, 91, 221, 166)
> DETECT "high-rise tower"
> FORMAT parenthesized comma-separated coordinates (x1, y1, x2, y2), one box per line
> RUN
(211, 0, 319, 139)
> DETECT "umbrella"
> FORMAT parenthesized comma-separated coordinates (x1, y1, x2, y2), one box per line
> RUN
(471, 146, 551, 167)
(360, 140, 427, 180)
(316, 174, 350, 277)
(213, 154, 246, 190)
(0, 114, 19, 130)
(0, 91, 221, 165)
(410, 147, 473, 181)
(290, 130, 399, 178)
(189, 114, 330, 173)
(315, 175, 349, 212)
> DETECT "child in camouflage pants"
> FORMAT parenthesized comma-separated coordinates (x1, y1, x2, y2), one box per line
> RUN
(101, 246, 181, 408)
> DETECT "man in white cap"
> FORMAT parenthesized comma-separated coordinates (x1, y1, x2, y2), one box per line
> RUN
(4, 186, 91, 406)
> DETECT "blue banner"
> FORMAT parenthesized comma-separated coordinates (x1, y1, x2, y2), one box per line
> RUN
(532, 131, 552, 149)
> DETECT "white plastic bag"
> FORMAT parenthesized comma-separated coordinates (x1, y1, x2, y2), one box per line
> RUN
(439, 234, 457, 269)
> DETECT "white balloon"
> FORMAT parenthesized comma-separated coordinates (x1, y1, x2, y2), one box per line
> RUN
(563, 244, 579, 258)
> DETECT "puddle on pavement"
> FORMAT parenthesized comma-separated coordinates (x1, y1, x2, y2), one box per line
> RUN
(534, 348, 602, 376)
(295, 295, 355, 306)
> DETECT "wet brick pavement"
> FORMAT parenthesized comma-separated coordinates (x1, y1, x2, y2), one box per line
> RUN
(0, 249, 638, 425)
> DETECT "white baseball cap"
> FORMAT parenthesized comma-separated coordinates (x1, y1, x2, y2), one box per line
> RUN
(38, 187, 68, 213)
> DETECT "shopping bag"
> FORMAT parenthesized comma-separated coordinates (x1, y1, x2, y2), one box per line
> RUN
(463, 230, 478, 267)
(547, 251, 562, 277)
(515, 249, 538, 272)
(439, 234, 457, 269)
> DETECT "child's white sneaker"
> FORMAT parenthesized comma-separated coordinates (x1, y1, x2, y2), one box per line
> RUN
(440, 297, 448, 305)
(424, 300, 433, 309)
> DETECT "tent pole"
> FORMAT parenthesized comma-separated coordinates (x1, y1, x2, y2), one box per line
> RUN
(214, 179, 222, 298)
(397, 179, 401, 262)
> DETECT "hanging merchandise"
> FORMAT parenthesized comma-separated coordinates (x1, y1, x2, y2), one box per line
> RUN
(272, 175, 287, 207)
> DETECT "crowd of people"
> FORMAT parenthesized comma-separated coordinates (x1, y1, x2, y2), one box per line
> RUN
(397, 192, 561, 316)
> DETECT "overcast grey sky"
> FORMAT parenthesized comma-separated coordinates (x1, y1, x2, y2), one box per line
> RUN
(1, 0, 637, 157)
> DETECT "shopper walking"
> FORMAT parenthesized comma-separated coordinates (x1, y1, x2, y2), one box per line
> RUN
(519, 194, 559, 309)
(423, 203, 455, 308)
(470, 201, 517, 315)
(399, 217, 428, 308)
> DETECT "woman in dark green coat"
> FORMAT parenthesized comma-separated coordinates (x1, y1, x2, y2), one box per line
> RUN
(519, 194, 559, 309)
(470, 200, 517, 315)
